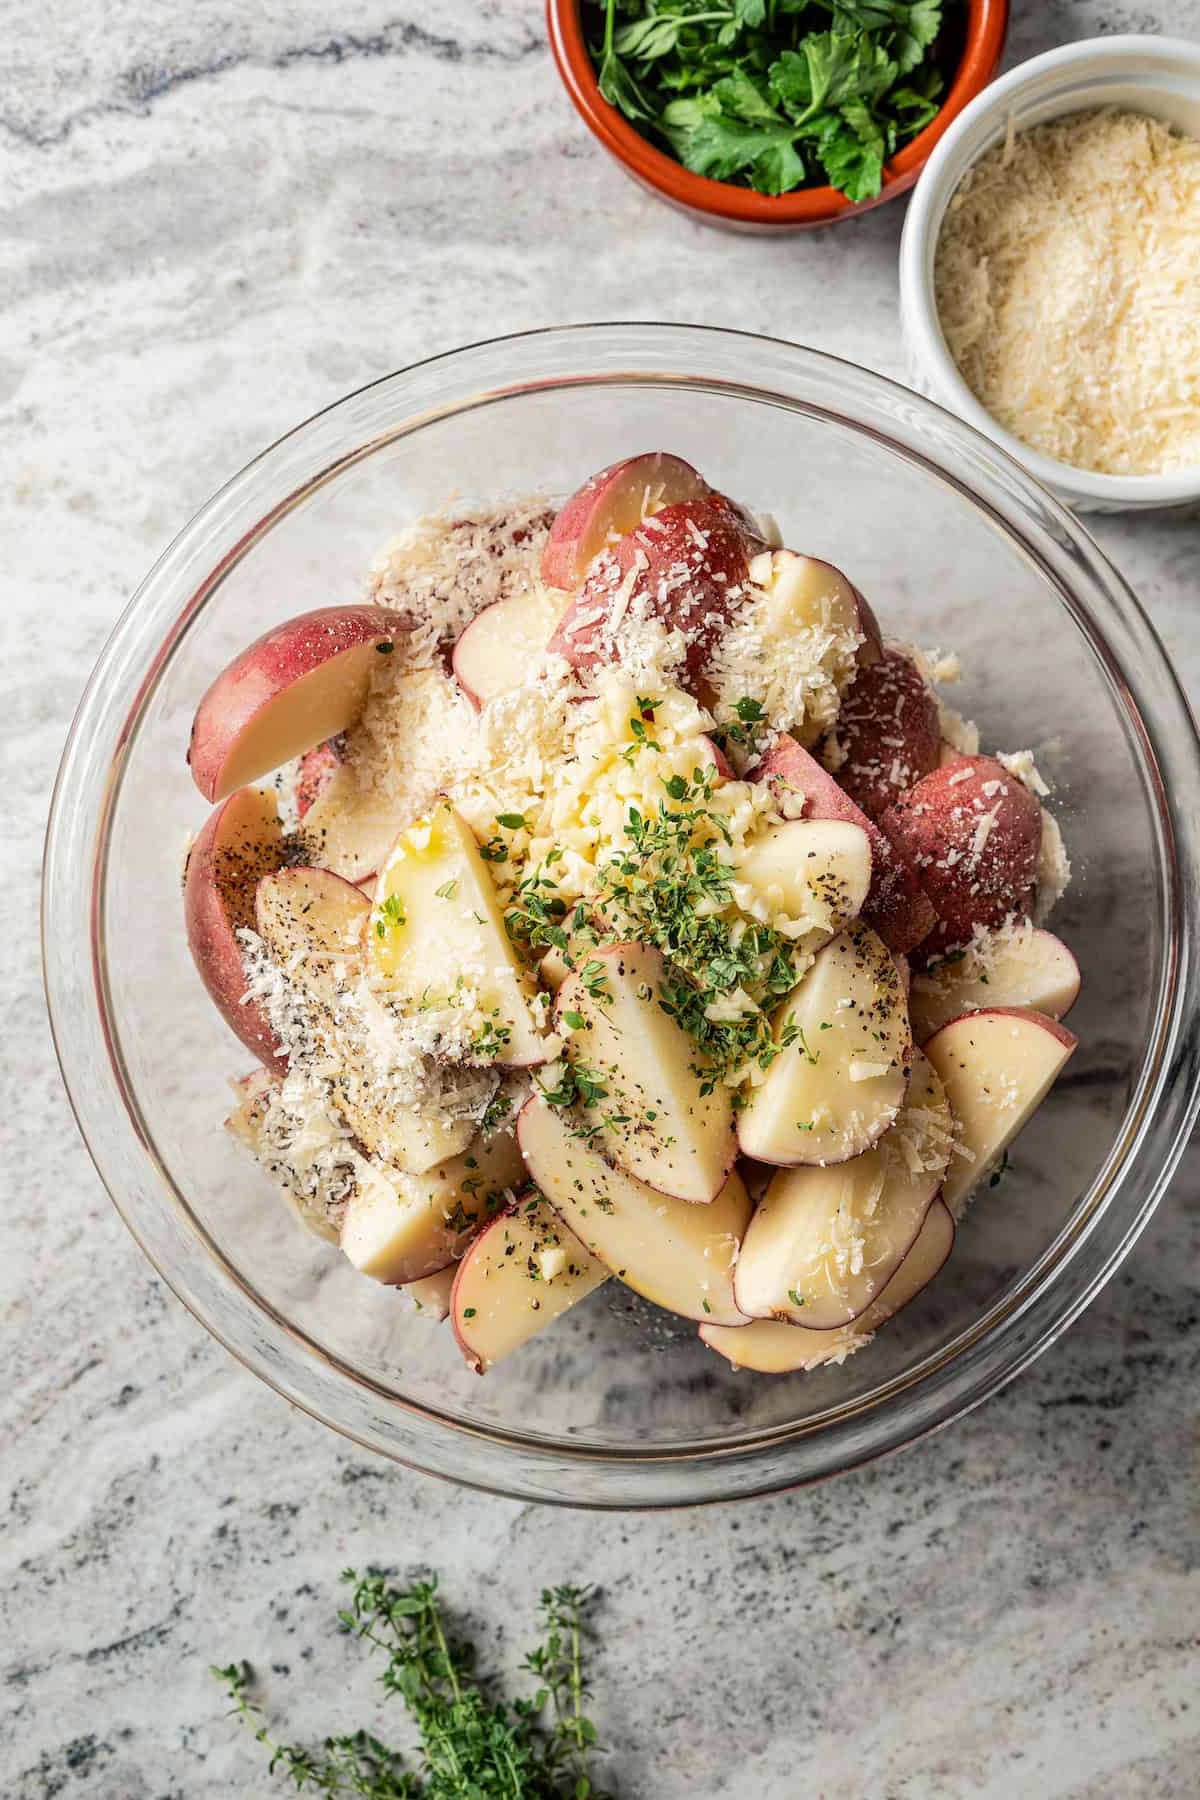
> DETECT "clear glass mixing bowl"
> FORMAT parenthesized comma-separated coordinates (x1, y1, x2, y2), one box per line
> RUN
(43, 325, 1200, 1507)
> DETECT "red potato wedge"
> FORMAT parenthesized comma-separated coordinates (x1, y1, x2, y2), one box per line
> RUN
(909, 924, 1080, 1045)
(880, 755, 1042, 958)
(751, 734, 936, 954)
(296, 739, 342, 817)
(555, 941, 737, 1205)
(188, 605, 397, 803)
(451, 584, 571, 709)
(736, 818, 872, 948)
(406, 1265, 458, 1321)
(451, 1195, 609, 1374)
(184, 786, 290, 1074)
(828, 647, 941, 819)
(702, 1196, 955, 1372)
(291, 740, 403, 887)
(734, 1050, 951, 1326)
(339, 1123, 525, 1286)
(517, 1096, 751, 1324)
(541, 452, 713, 591)
(737, 924, 912, 1167)
(924, 1006, 1078, 1215)
(699, 733, 736, 782)
(744, 549, 882, 670)
(255, 866, 476, 1172)
(546, 498, 753, 688)
(224, 1068, 347, 1246)
(368, 805, 548, 1069)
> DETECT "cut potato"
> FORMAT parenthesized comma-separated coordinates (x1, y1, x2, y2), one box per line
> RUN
(256, 863, 371, 986)
(451, 585, 570, 708)
(702, 1197, 955, 1371)
(340, 1124, 525, 1285)
(517, 1096, 751, 1324)
(406, 1264, 458, 1321)
(451, 1195, 609, 1373)
(737, 924, 911, 1167)
(734, 1050, 951, 1327)
(188, 605, 395, 802)
(255, 866, 476, 1172)
(293, 741, 404, 886)
(368, 804, 546, 1068)
(745, 549, 881, 667)
(184, 785, 289, 1073)
(924, 1006, 1077, 1215)
(909, 924, 1080, 1044)
(736, 818, 872, 948)
(546, 499, 751, 687)
(555, 941, 736, 1205)
(751, 733, 936, 954)
(541, 452, 712, 591)
(224, 1068, 344, 1247)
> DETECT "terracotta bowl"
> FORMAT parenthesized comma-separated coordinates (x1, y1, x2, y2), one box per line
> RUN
(546, 0, 1009, 232)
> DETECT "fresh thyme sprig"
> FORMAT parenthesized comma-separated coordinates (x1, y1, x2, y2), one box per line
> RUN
(592, 773, 802, 1090)
(213, 1571, 612, 1798)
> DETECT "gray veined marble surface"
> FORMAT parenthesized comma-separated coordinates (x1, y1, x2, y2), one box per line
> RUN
(4, 1, 1199, 1795)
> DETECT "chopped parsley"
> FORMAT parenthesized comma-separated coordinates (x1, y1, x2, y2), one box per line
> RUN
(374, 893, 406, 938)
(471, 1017, 513, 1062)
(591, 0, 946, 201)
(590, 776, 802, 1088)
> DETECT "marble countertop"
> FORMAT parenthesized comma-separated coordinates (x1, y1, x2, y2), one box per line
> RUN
(4, 2, 1199, 1794)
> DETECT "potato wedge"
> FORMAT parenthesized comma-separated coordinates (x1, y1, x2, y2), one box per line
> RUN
(737, 924, 911, 1167)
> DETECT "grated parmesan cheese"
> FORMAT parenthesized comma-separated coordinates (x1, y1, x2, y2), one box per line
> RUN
(935, 109, 1200, 476)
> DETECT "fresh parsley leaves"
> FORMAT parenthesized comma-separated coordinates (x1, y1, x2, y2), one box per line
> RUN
(588, 0, 947, 200)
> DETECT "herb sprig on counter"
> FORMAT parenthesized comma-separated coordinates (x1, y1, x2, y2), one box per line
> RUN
(213, 1570, 611, 1797)
(590, 0, 949, 199)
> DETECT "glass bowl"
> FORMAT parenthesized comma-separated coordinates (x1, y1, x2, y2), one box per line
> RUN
(44, 324, 1200, 1508)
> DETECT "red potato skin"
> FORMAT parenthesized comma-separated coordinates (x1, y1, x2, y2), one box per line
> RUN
(928, 1004, 1080, 1057)
(187, 605, 394, 803)
(700, 1195, 956, 1371)
(545, 498, 754, 689)
(697, 734, 736, 782)
(829, 648, 940, 818)
(295, 738, 343, 818)
(540, 453, 712, 591)
(448, 1204, 528, 1375)
(184, 788, 289, 1074)
(751, 734, 937, 955)
(879, 755, 1042, 959)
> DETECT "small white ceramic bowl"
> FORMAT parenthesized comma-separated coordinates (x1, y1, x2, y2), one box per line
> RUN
(900, 35, 1200, 514)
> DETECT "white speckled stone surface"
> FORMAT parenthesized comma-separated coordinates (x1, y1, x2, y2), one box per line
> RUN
(4, 3, 1199, 1795)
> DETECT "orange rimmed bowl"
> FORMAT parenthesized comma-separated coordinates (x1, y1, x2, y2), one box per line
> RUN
(547, 0, 1009, 232)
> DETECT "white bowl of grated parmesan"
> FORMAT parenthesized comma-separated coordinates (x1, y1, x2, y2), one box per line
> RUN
(900, 35, 1200, 513)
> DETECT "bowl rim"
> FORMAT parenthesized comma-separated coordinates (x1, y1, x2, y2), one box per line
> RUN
(899, 34, 1200, 508)
(546, 0, 1010, 226)
(43, 322, 1200, 1506)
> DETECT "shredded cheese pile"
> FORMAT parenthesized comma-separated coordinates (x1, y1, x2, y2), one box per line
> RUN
(935, 109, 1200, 475)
